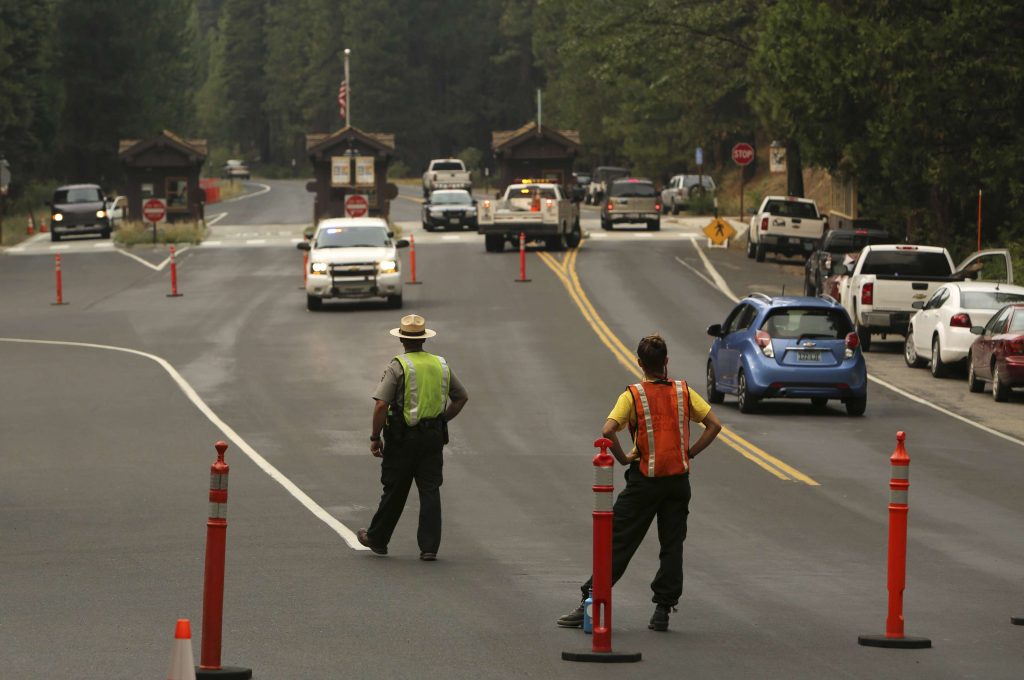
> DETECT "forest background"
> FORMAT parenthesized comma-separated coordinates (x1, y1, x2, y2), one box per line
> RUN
(2, 0, 1022, 256)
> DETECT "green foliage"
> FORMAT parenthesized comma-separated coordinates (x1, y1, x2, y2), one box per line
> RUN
(114, 220, 206, 246)
(388, 160, 411, 179)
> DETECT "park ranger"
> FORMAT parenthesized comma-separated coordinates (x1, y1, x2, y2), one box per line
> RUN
(358, 314, 469, 561)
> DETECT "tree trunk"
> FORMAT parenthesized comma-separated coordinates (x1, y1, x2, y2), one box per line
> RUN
(786, 140, 804, 197)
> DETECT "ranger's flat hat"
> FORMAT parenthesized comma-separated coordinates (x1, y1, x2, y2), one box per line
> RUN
(390, 314, 436, 339)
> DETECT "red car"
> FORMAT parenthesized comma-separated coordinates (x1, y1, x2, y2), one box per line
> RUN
(967, 303, 1024, 401)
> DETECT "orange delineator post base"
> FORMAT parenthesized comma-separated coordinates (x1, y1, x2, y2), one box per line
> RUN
(858, 431, 931, 649)
(561, 440, 641, 664)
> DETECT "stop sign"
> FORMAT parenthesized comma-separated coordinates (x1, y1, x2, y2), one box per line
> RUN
(731, 143, 755, 166)
(143, 198, 167, 223)
(345, 194, 369, 218)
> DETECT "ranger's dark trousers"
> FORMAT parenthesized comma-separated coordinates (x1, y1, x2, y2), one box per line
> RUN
(367, 426, 445, 553)
(581, 464, 692, 607)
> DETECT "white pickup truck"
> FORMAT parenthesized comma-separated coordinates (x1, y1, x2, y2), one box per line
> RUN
(477, 181, 581, 252)
(838, 244, 1013, 351)
(422, 159, 472, 197)
(746, 195, 828, 262)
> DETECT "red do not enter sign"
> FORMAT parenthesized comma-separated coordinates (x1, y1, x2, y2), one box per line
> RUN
(143, 198, 166, 223)
(731, 143, 755, 166)
(345, 194, 369, 218)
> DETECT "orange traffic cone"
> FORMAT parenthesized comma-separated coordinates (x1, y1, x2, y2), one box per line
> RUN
(26, 216, 34, 235)
(530, 191, 540, 212)
(167, 619, 197, 680)
(40, 217, 48, 233)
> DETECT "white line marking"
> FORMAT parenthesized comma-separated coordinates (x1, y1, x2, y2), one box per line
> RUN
(206, 212, 228, 226)
(48, 245, 70, 250)
(220, 182, 272, 203)
(674, 256, 718, 290)
(590, 232, 607, 238)
(441, 235, 463, 240)
(93, 242, 114, 248)
(203, 240, 223, 246)
(634, 233, 654, 238)
(685, 238, 1024, 449)
(246, 239, 267, 245)
(114, 245, 190, 271)
(0, 338, 367, 550)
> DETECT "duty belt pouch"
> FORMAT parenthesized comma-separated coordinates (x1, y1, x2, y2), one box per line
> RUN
(383, 407, 407, 445)
(442, 416, 449, 445)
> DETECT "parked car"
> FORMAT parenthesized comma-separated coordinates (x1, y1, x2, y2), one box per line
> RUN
(422, 189, 477, 231)
(747, 195, 828, 262)
(706, 293, 867, 415)
(46, 183, 113, 242)
(296, 218, 408, 311)
(600, 178, 661, 231)
(803, 228, 893, 296)
(660, 174, 716, 215)
(222, 159, 250, 180)
(967, 303, 1024, 401)
(905, 281, 1024, 377)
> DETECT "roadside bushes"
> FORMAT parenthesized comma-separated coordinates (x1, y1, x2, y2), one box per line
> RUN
(114, 221, 205, 246)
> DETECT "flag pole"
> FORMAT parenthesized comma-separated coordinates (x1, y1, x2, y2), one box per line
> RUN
(344, 48, 351, 127)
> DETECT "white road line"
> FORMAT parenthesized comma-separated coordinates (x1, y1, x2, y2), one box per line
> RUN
(206, 212, 228, 226)
(685, 238, 1024, 450)
(93, 242, 113, 248)
(674, 256, 718, 291)
(0, 338, 367, 550)
(634, 233, 654, 238)
(203, 240, 223, 246)
(246, 239, 267, 245)
(220, 182, 272, 203)
(115, 244, 190, 271)
(48, 245, 70, 250)
(441, 235, 463, 240)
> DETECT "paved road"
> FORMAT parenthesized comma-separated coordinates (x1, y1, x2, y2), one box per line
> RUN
(2, 180, 1023, 678)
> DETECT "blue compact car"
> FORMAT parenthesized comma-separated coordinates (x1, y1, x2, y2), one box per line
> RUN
(706, 293, 868, 415)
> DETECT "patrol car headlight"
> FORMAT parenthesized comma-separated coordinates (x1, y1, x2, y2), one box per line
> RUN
(429, 208, 444, 216)
(52, 213, 63, 222)
(310, 262, 328, 274)
(378, 259, 398, 273)
(96, 209, 107, 218)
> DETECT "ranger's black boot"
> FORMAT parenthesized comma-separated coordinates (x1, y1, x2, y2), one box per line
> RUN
(556, 601, 585, 628)
(649, 604, 673, 632)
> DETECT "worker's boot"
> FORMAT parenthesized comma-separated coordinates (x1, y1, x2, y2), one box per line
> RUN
(556, 601, 585, 628)
(648, 604, 673, 632)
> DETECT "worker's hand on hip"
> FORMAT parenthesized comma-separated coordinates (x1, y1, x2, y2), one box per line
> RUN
(370, 440, 383, 457)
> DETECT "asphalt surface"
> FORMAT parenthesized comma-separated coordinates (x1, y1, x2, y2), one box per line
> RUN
(2, 180, 1023, 678)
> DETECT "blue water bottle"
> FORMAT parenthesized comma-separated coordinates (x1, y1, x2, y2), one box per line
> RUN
(583, 589, 593, 634)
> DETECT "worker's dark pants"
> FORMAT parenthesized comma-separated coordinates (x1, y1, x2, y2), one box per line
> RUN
(581, 464, 691, 607)
(367, 426, 445, 553)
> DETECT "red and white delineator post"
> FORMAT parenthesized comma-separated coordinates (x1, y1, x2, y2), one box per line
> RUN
(167, 245, 183, 297)
(562, 439, 641, 663)
(407, 234, 422, 285)
(52, 254, 67, 306)
(514, 231, 531, 283)
(858, 432, 931, 649)
(196, 442, 252, 680)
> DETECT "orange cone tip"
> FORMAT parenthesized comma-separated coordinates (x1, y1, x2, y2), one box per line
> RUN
(175, 618, 192, 640)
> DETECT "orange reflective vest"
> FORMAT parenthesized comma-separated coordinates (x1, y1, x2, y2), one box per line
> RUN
(627, 380, 691, 477)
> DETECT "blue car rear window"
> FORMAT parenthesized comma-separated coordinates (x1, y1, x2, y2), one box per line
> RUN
(761, 308, 851, 339)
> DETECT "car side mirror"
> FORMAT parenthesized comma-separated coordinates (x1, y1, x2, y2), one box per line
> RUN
(395, 239, 409, 249)
(970, 326, 984, 335)
(296, 241, 311, 251)
(706, 323, 723, 337)
(911, 301, 925, 310)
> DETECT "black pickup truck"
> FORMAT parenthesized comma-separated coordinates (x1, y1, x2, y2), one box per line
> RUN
(46, 183, 113, 242)
(804, 228, 893, 296)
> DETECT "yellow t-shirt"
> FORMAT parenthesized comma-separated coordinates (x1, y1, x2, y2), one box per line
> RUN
(606, 382, 711, 433)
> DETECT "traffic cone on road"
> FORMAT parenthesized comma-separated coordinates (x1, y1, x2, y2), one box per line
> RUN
(167, 619, 197, 680)
(40, 217, 48, 233)
(26, 216, 34, 235)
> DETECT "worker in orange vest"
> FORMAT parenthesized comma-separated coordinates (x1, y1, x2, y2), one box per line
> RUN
(557, 333, 723, 632)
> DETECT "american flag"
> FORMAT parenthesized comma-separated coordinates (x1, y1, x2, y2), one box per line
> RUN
(338, 80, 347, 121)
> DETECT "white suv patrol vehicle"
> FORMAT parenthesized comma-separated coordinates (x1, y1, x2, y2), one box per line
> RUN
(297, 218, 409, 311)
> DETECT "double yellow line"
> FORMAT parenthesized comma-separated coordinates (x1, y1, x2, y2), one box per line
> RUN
(536, 243, 819, 486)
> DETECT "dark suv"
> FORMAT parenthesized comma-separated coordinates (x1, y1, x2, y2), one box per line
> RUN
(47, 184, 112, 242)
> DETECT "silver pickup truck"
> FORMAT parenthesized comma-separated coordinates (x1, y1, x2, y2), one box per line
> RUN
(477, 181, 581, 252)
(747, 195, 827, 262)
(422, 159, 472, 197)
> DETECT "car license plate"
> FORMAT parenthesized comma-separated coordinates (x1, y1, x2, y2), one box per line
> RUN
(797, 350, 820, 361)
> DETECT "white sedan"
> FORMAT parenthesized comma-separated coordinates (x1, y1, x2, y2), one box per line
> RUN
(905, 280, 1024, 376)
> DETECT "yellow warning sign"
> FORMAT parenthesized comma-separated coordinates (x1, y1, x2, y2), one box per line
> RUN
(702, 217, 736, 246)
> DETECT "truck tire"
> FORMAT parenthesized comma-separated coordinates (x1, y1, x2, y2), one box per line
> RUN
(600, 217, 611, 230)
(546, 233, 567, 251)
(647, 219, 660, 231)
(387, 293, 403, 309)
(845, 395, 867, 416)
(672, 203, 680, 216)
(746, 237, 755, 259)
(755, 242, 766, 262)
(51, 231, 61, 242)
(306, 295, 322, 311)
(484, 234, 503, 252)
(856, 322, 872, 352)
(566, 223, 581, 249)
